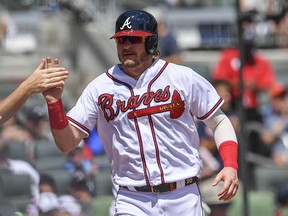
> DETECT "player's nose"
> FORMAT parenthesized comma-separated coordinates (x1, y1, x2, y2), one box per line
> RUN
(123, 40, 133, 47)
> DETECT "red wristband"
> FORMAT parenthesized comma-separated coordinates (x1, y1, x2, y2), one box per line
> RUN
(219, 141, 238, 170)
(48, 99, 68, 130)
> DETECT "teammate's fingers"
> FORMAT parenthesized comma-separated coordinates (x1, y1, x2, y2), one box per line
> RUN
(45, 80, 65, 89)
(37, 58, 46, 70)
(47, 76, 68, 83)
(42, 67, 68, 75)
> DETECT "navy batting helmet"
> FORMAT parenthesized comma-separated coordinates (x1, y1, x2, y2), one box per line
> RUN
(110, 9, 159, 56)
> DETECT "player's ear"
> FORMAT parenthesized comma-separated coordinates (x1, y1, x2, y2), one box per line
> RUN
(145, 35, 159, 56)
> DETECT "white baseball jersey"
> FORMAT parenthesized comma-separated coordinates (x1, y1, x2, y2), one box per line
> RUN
(67, 59, 223, 187)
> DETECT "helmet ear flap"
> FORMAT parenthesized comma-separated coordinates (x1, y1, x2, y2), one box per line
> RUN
(145, 35, 159, 56)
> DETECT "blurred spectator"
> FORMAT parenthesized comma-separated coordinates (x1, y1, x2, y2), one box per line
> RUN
(275, 10, 288, 48)
(262, 83, 286, 122)
(260, 84, 287, 151)
(0, 7, 8, 47)
(144, 7, 182, 64)
(267, 88, 288, 167)
(211, 29, 277, 122)
(275, 185, 288, 216)
(38, 192, 61, 215)
(69, 171, 97, 216)
(27, 173, 58, 215)
(65, 147, 98, 178)
(25, 105, 50, 140)
(257, 84, 288, 160)
(58, 195, 82, 216)
(27, 173, 82, 216)
(37, 192, 82, 216)
(0, 135, 40, 203)
(1, 116, 33, 143)
(64, 147, 97, 197)
(240, 0, 288, 48)
(39, 173, 58, 194)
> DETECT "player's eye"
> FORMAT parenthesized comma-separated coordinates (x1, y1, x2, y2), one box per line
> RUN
(115, 36, 146, 45)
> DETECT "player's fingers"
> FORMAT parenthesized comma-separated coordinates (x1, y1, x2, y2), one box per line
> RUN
(46, 57, 52, 68)
(212, 174, 222, 186)
(232, 185, 239, 197)
(219, 180, 238, 201)
(221, 188, 236, 201)
(217, 179, 232, 198)
(54, 58, 59, 67)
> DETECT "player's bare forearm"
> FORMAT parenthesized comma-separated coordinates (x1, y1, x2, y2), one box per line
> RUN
(51, 124, 85, 153)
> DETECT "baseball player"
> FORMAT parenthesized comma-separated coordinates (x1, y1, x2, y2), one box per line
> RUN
(43, 10, 239, 216)
(0, 57, 68, 125)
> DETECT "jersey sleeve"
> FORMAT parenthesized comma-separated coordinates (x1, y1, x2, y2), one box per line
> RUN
(190, 71, 224, 120)
(67, 82, 98, 137)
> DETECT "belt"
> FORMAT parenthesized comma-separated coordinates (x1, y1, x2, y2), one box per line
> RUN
(121, 176, 198, 194)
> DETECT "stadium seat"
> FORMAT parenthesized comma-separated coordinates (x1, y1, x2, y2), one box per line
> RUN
(0, 172, 32, 212)
(0, 199, 17, 216)
(7, 140, 30, 162)
(35, 156, 67, 172)
(42, 169, 73, 195)
(34, 139, 63, 158)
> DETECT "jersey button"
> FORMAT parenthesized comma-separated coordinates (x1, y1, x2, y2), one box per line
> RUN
(148, 159, 156, 164)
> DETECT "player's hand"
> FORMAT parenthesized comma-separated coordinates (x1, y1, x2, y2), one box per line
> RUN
(42, 57, 67, 103)
(22, 57, 68, 96)
(212, 166, 239, 201)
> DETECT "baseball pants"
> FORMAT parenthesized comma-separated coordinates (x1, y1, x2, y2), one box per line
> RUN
(114, 184, 203, 216)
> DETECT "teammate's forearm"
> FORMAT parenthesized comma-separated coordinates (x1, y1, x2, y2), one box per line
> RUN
(0, 82, 33, 125)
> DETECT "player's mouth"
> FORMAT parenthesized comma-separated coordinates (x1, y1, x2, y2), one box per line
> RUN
(123, 52, 135, 57)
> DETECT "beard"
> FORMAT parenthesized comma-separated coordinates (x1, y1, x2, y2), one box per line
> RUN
(120, 52, 149, 68)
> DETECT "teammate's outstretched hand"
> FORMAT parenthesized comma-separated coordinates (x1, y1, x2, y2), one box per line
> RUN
(22, 57, 68, 95)
(212, 166, 239, 201)
(42, 57, 67, 103)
